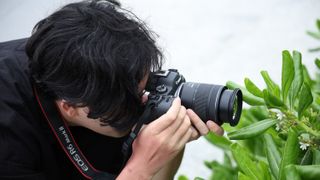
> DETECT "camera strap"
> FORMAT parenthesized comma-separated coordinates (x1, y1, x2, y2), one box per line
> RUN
(121, 104, 153, 167)
(33, 86, 116, 180)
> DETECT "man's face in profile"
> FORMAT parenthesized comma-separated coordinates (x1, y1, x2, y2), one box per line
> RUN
(57, 73, 150, 137)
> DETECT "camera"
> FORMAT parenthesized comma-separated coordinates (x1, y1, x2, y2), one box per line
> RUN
(144, 69, 243, 126)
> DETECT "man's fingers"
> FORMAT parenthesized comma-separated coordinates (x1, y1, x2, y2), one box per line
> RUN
(165, 97, 182, 118)
(176, 126, 193, 149)
(187, 109, 209, 136)
(163, 105, 186, 136)
(206, 120, 224, 136)
(168, 114, 191, 144)
(189, 126, 200, 141)
(148, 97, 181, 133)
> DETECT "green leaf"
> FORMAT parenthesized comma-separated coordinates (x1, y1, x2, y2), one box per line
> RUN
(316, 97, 320, 107)
(307, 31, 320, 39)
(315, 58, 320, 69)
(230, 143, 262, 179)
(206, 160, 237, 180)
(317, 19, 320, 31)
(244, 78, 263, 98)
(263, 89, 286, 109)
(240, 139, 264, 158)
(312, 148, 320, 165)
(300, 148, 313, 165)
(211, 171, 233, 180)
(284, 165, 301, 180)
(222, 123, 238, 133)
(279, 129, 300, 180)
(223, 153, 232, 167)
(302, 65, 314, 86)
(258, 161, 271, 180)
(288, 51, 303, 110)
(249, 106, 269, 120)
(238, 172, 252, 180)
(211, 167, 234, 180)
(178, 175, 189, 180)
(297, 83, 313, 118)
(222, 109, 256, 133)
(205, 132, 232, 150)
(281, 50, 295, 104)
(228, 119, 277, 140)
(265, 127, 284, 147)
(194, 177, 205, 180)
(261, 71, 281, 98)
(309, 47, 320, 52)
(239, 108, 258, 124)
(204, 161, 211, 169)
(295, 165, 320, 179)
(226, 81, 265, 106)
(264, 134, 281, 179)
(206, 160, 235, 172)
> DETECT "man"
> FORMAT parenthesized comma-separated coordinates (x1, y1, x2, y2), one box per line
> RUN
(0, 0, 223, 179)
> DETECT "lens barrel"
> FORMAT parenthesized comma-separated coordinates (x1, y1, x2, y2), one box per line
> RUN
(177, 82, 242, 126)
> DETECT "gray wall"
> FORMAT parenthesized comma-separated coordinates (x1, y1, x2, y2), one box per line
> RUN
(1, 0, 319, 179)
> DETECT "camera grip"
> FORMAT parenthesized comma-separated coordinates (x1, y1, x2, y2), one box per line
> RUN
(144, 95, 174, 124)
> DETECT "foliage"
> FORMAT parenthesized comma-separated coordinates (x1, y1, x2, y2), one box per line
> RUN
(179, 20, 320, 180)
(203, 49, 320, 180)
(307, 19, 320, 52)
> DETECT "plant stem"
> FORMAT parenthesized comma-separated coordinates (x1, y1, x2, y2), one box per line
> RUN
(295, 120, 320, 138)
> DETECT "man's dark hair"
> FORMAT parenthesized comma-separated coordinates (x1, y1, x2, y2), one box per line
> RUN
(26, 0, 163, 131)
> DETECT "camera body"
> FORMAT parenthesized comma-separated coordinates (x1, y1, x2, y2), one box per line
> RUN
(146, 69, 185, 96)
(144, 69, 243, 126)
(143, 69, 185, 123)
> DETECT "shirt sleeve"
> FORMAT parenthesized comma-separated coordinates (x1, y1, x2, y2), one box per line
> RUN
(0, 44, 46, 179)
(0, 103, 46, 179)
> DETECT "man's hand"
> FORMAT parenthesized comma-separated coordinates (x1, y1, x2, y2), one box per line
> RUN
(118, 98, 192, 179)
(187, 109, 224, 141)
(117, 97, 224, 180)
(150, 108, 225, 180)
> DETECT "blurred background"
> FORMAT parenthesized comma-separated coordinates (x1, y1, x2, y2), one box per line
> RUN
(1, 0, 319, 179)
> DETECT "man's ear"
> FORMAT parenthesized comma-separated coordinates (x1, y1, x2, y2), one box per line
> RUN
(55, 100, 77, 119)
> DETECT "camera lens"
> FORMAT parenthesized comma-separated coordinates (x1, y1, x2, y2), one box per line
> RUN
(177, 82, 242, 126)
(219, 88, 242, 126)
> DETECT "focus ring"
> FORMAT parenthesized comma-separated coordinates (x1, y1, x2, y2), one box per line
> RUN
(193, 84, 211, 121)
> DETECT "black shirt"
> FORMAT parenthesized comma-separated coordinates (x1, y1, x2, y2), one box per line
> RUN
(0, 39, 128, 179)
